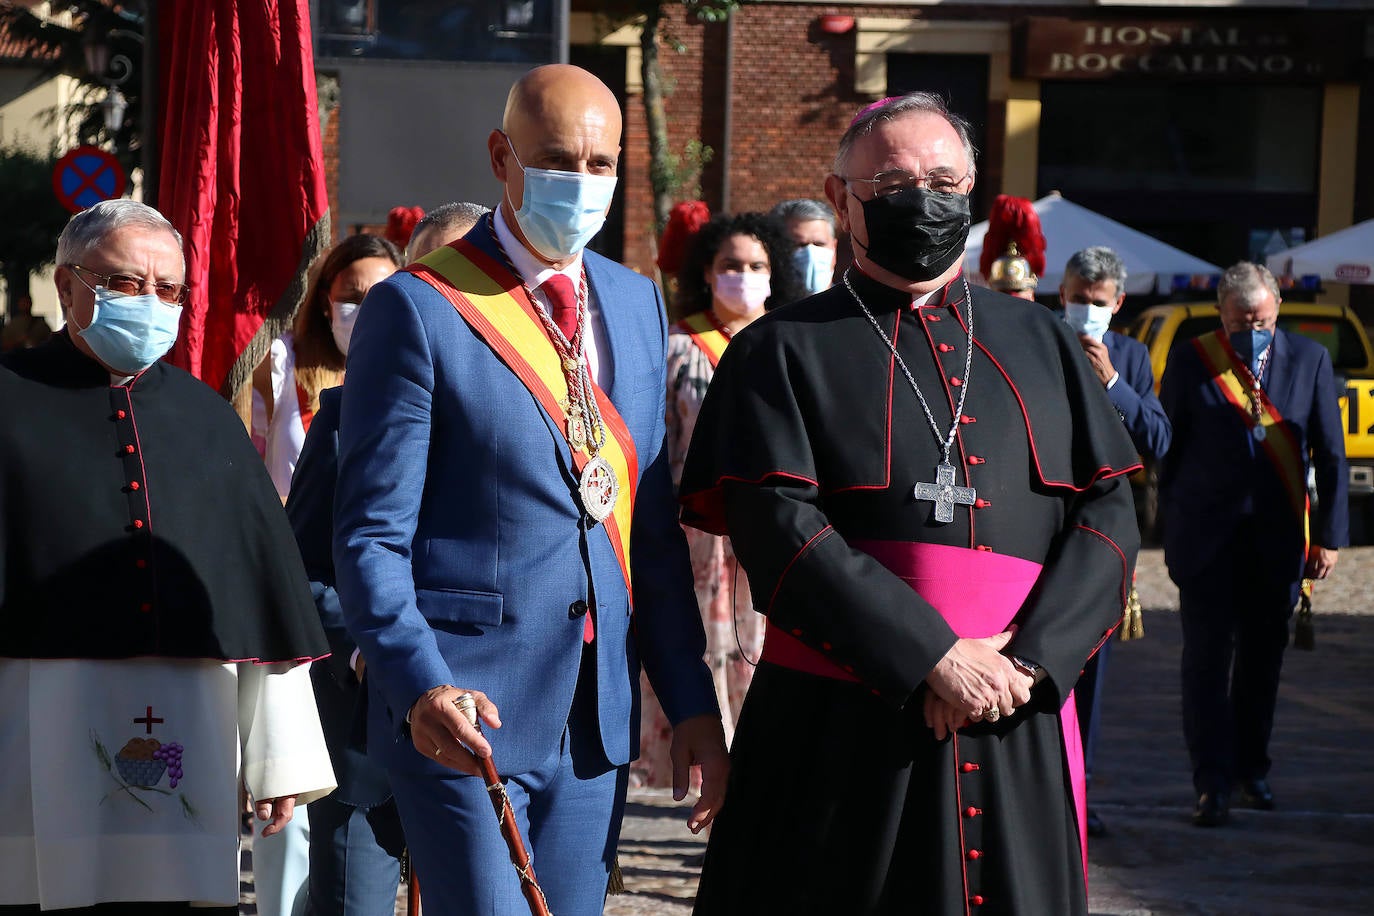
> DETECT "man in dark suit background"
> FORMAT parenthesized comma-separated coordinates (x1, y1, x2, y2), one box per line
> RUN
(1161, 261, 1346, 827)
(1060, 246, 1172, 837)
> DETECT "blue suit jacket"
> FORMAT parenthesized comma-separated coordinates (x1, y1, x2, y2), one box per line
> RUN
(1104, 330, 1170, 461)
(1159, 328, 1348, 583)
(332, 221, 717, 776)
(285, 386, 392, 807)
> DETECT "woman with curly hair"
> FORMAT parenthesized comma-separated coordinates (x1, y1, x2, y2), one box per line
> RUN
(635, 212, 806, 789)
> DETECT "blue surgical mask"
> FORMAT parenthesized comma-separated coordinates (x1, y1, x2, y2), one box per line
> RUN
(1062, 302, 1114, 341)
(792, 244, 835, 296)
(1230, 328, 1274, 374)
(505, 138, 618, 262)
(74, 287, 182, 375)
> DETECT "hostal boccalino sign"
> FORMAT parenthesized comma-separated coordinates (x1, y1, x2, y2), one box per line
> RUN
(1019, 18, 1361, 81)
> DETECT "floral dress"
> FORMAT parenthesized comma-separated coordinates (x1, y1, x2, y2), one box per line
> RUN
(632, 320, 764, 789)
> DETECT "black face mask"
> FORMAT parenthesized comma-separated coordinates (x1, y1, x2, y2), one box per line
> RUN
(852, 186, 972, 283)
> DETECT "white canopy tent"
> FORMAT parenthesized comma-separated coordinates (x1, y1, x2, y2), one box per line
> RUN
(1265, 219, 1374, 285)
(964, 192, 1221, 296)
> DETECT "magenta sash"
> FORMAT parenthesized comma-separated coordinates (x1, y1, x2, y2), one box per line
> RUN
(760, 540, 1089, 878)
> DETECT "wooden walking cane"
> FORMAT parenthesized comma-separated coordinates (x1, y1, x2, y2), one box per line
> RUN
(455, 693, 553, 916)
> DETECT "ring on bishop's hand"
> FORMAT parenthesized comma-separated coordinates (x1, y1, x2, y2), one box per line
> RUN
(985, 706, 1001, 723)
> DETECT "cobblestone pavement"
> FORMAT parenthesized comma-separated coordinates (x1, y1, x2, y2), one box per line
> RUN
(242, 547, 1374, 915)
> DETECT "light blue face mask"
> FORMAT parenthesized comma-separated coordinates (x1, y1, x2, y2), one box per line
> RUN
(792, 244, 836, 296)
(1062, 302, 1114, 341)
(505, 138, 618, 262)
(74, 287, 182, 375)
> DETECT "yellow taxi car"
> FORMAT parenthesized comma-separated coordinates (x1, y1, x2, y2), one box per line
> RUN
(1126, 301, 1374, 540)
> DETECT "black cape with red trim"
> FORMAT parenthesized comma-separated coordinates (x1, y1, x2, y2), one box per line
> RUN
(679, 271, 1141, 915)
(0, 331, 328, 663)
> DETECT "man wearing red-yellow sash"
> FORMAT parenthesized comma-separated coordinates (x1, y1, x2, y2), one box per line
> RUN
(331, 65, 727, 914)
(1160, 262, 1347, 827)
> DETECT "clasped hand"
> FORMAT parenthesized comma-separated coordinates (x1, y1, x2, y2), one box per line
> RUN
(923, 629, 1033, 740)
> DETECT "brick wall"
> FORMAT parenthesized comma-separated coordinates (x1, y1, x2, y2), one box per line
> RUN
(623, 3, 961, 275)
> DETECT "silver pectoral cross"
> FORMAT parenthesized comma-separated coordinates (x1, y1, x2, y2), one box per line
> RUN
(913, 462, 976, 523)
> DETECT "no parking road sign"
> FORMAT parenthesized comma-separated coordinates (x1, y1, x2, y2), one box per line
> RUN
(52, 146, 128, 213)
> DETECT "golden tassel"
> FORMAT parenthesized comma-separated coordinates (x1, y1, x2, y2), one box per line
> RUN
(1294, 578, 1315, 651)
(1119, 584, 1144, 641)
(607, 855, 625, 895)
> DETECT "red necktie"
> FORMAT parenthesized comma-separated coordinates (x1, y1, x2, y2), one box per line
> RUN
(542, 273, 579, 342)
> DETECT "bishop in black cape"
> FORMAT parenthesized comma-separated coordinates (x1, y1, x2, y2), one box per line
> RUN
(679, 270, 1141, 915)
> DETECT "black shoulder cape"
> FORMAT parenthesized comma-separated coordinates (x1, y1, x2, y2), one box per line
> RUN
(680, 272, 1141, 535)
(0, 332, 328, 662)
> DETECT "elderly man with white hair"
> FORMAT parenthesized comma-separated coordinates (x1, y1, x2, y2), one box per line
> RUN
(0, 199, 335, 914)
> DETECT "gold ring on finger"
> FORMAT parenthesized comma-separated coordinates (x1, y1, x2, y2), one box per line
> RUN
(985, 706, 1001, 723)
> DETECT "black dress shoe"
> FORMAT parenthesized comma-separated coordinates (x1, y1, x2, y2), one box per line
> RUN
(1086, 807, 1106, 837)
(1193, 792, 1230, 827)
(1238, 779, 1275, 810)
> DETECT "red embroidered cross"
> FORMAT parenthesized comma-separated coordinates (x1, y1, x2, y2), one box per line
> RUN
(133, 706, 164, 734)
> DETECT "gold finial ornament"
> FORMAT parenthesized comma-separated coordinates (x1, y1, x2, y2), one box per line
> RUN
(987, 242, 1039, 293)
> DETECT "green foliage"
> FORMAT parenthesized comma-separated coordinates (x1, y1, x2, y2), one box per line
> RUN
(657, 138, 713, 205)
(683, 0, 743, 24)
(0, 144, 70, 276)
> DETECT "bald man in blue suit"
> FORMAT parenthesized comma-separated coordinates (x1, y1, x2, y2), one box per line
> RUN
(332, 65, 727, 915)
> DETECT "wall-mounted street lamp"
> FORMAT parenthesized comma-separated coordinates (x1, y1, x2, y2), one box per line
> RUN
(82, 25, 141, 139)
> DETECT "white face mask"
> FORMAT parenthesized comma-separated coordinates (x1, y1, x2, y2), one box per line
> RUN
(330, 301, 361, 356)
(712, 271, 771, 315)
(1062, 302, 1114, 341)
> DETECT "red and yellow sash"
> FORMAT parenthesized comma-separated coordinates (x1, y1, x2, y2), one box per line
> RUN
(1193, 330, 1309, 534)
(408, 240, 640, 594)
(676, 311, 730, 368)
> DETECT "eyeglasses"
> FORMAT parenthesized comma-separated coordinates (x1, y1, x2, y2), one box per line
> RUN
(68, 264, 189, 305)
(842, 169, 970, 198)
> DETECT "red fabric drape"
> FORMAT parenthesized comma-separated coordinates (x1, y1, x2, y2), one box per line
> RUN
(158, 0, 329, 395)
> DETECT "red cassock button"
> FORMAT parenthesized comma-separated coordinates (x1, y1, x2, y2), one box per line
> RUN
(950, 377, 963, 387)
(136, 559, 147, 569)
(116, 410, 127, 419)
(133, 519, 144, 529)
(967, 455, 986, 465)
(124, 445, 136, 454)
(965, 806, 981, 817)
(959, 415, 977, 424)
(821, 641, 832, 651)
(129, 481, 140, 491)
(961, 762, 980, 773)
(938, 343, 955, 353)
(140, 602, 152, 613)
(970, 895, 985, 906)
(967, 849, 982, 860)
(924, 313, 942, 322)
(975, 498, 991, 509)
